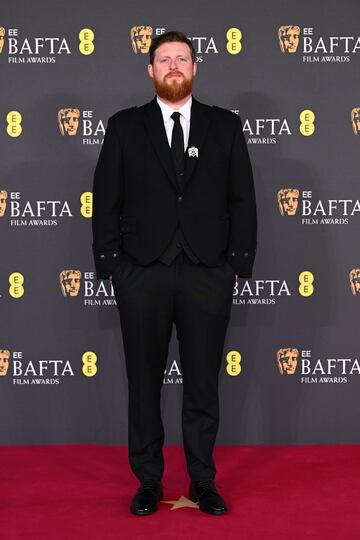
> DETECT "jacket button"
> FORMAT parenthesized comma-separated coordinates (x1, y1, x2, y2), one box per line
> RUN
(244, 252, 249, 257)
(100, 254, 105, 258)
(178, 196, 183, 202)
(231, 251, 235, 256)
(113, 253, 117, 257)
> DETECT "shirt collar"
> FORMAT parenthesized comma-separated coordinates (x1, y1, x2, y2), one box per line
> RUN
(156, 94, 192, 123)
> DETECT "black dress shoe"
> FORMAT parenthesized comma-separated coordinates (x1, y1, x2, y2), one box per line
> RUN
(189, 479, 227, 515)
(130, 478, 163, 516)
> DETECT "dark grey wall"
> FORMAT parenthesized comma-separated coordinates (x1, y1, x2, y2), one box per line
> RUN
(1, 0, 360, 444)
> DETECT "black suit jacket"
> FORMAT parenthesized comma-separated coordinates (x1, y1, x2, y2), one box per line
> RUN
(92, 94, 257, 280)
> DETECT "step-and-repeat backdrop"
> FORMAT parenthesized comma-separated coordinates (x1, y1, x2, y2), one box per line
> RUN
(2, 0, 360, 444)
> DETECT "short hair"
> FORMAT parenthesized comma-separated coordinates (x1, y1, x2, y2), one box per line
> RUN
(149, 30, 196, 65)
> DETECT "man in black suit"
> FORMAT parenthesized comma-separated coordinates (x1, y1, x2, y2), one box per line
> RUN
(92, 30, 257, 516)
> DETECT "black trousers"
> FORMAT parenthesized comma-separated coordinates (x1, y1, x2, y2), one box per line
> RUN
(112, 250, 235, 483)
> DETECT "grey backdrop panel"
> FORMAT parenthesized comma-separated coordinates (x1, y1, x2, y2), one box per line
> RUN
(1, 0, 360, 444)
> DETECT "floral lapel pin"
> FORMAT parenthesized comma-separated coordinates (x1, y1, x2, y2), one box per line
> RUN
(188, 146, 199, 158)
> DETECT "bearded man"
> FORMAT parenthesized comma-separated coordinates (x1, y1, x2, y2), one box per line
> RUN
(92, 30, 257, 516)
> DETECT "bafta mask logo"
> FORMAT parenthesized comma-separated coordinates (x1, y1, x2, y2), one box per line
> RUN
(0, 190, 8, 217)
(60, 270, 82, 297)
(278, 25, 300, 54)
(130, 26, 153, 54)
(277, 348, 298, 375)
(277, 188, 299, 216)
(0, 27, 5, 54)
(0, 350, 10, 376)
(58, 108, 80, 136)
(349, 269, 360, 296)
(351, 108, 360, 135)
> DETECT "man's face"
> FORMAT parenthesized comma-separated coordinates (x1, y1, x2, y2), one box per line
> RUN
(147, 42, 197, 102)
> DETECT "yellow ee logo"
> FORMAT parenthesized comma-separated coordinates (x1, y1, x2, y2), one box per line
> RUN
(299, 109, 315, 136)
(6, 111, 22, 137)
(226, 350, 242, 376)
(298, 270, 314, 296)
(80, 191, 92, 218)
(82, 351, 97, 377)
(9, 272, 24, 298)
(226, 28, 242, 55)
(79, 28, 94, 55)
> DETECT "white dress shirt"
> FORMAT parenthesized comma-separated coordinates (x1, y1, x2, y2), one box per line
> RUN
(156, 94, 192, 151)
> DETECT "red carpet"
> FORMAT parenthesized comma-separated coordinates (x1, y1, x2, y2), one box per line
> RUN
(2, 445, 359, 539)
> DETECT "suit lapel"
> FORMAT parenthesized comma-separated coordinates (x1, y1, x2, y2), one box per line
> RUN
(182, 95, 211, 192)
(142, 95, 178, 192)
(141, 94, 211, 193)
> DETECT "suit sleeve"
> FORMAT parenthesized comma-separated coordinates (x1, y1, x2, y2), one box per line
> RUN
(226, 114, 258, 278)
(92, 116, 124, 280)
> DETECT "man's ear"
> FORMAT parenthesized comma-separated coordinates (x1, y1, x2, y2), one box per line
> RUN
(147, 64, 154, 78)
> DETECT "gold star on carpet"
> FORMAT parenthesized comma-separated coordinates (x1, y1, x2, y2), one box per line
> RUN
(161, 496, 199, 510)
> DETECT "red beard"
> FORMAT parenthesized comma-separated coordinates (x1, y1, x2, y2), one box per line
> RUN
(153, 72, 193, 102)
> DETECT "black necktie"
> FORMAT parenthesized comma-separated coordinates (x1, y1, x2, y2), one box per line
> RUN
(170, 111, 185, 185)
